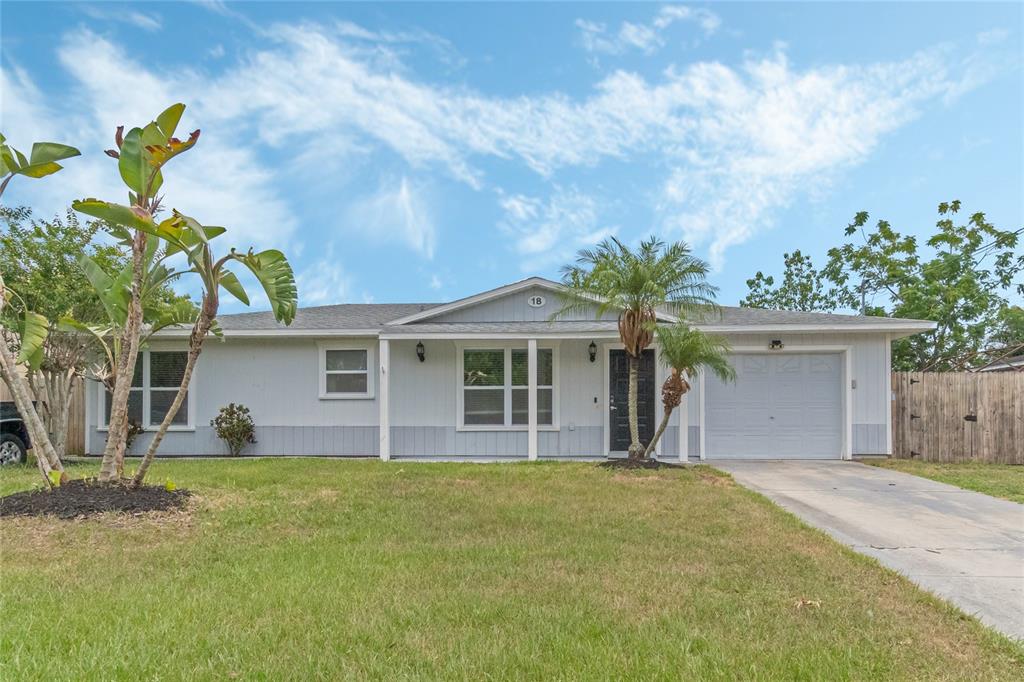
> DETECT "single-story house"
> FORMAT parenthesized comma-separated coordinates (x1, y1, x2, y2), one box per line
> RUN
(85, 277, 935, 461)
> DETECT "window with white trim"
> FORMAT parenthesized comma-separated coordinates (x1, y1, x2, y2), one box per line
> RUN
(461, 346, 555, 428)
(319, 344, 374, 398)
(101, 351, 190, 429)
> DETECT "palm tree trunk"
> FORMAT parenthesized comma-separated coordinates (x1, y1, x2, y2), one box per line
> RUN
(643, 407, 674, 459)
(133, 303, 213, 486)
(627, 354, 643, 460)
(99, 232, 147, 482)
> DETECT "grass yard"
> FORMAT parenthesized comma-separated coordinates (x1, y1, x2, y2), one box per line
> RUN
(1, 460, 1021, 680)
(867, 459, 1024, 504)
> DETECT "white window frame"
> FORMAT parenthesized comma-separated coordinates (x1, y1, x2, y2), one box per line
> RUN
(97, 349, 196, 431)
(456, 342, 559, 431)
(318, 342, 375, 400)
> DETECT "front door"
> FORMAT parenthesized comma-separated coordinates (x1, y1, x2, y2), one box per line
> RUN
(609, 349, 656, 453)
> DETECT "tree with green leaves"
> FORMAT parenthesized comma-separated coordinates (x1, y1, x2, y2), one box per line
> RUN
(557, 236, 718, 460)
(1, 207, 123, 457)
(72, 103, 297, 484)
(743, 202, 1023, 371)
(643, 323, 734, 458)
(0, 134, 81, 484)
(740, 250, 843, 312)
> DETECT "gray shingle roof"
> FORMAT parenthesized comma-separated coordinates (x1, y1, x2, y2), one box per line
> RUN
(213, 300, 932, 333)
(217, 303, 439, 331)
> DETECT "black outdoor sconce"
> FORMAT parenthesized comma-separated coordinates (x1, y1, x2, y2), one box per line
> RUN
(588, 341, 597, 363)
(416, 341, 426, 362)
(769, 339, 784, 350)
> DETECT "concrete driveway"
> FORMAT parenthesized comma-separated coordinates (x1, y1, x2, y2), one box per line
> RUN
(712, 460, 1024, 640)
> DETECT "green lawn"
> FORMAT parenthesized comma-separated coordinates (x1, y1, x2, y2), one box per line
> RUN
(867, 459, 1024, 504)
(1, 460, 1021, 680)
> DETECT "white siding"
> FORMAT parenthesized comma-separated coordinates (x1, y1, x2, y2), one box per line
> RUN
(85, 329, 892, 458)
(430, 286, 608, 323)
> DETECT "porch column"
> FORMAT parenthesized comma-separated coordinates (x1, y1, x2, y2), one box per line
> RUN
(679, 372, 689, 463)
(527, 338, 538, 461)
(379, 338, 390, 462)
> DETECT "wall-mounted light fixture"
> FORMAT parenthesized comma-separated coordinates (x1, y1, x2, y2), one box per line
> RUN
(769, 339, 784, 350)
(588, 341, 597, 363)
(416, 341, 426, 362)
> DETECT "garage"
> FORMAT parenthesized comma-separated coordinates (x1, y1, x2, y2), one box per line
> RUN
(705, 352, 844, 459)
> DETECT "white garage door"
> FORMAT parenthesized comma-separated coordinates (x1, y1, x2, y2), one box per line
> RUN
(705, 353, 843, 459)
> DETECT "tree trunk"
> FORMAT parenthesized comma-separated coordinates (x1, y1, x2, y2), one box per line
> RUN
(99, 232, 147, 482)
(133, 305, 213, 486)
(28, 367, 75, 459)
(0, 338, 65, 485)
(643, 369, 690, 459)
(627, 353, 644, 460)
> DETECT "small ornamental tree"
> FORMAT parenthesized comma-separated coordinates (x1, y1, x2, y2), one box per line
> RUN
(211, 403, 257, 456)
(643, 324, 734, 458)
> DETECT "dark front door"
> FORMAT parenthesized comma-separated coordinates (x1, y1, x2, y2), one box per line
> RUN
(609, 349, 656, 453)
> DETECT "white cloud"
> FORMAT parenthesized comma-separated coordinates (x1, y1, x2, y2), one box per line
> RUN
(296, 254, 352, 306)
(348, 177, 436, 258)
(429, 274, 442, 290)
(80, 6, 163, 32)
(0, 18, 1006, 279)
(577, 5, 721, 56)
(498, 188, 616, 272)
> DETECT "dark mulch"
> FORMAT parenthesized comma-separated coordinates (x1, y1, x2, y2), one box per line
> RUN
(598, 458, 685, 470)
(0, 479, 190, 519)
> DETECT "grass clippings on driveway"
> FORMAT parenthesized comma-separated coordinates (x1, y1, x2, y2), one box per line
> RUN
(867, 459, 1024, 504)
(1, 459, 1021, 680)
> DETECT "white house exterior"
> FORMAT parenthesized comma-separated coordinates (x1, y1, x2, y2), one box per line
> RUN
(85, 277, 935, 461)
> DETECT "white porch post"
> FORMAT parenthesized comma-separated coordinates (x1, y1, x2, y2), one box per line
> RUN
(679, 373, 689, 463)
(527, 338, 538, 461)
(379, 339, 390, 462)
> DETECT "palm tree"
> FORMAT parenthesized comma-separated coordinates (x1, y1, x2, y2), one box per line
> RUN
(557, 236, 718, 460)
(643, 323, 734, 458)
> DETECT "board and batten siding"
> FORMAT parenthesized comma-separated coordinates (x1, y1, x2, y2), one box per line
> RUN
(86, 337, 381, 457)
(429, 286, 612, 323)
(85, 328, 891, 459)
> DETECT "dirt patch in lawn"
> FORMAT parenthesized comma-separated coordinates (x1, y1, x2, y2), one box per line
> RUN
(598, 458, 685, 471)
(0, 479, 190, 519)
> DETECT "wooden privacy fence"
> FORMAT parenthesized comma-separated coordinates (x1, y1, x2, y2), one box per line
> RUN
(891, 372, 1024, 464)
(0, 379, 85, 456)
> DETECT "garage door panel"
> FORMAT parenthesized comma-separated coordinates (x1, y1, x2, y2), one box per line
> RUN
(706, 352, 842, 459)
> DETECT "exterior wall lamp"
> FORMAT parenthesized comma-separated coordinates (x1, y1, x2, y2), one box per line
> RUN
(416, 341, 426, 362)
(769, 339, 784, 350)
(588, 341, 597, 363)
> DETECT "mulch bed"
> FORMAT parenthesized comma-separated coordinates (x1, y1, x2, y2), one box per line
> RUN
(0, 479, 190, 520)
(598, 458, 685, 470)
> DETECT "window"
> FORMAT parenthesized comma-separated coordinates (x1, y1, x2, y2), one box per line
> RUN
(460, 346, 557, 429)
(100, 351, 191, 429)
(511, 349, 553, 425)
(319, 344, 374, 398)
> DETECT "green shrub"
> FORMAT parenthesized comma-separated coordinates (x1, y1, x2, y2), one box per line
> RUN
(210, 403, 257, 456)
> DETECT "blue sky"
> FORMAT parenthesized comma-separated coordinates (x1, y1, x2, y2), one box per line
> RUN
(2, 1, 1021, 312)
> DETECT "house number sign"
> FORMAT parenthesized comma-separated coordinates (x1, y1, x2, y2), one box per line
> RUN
(527, 295, 546, 307)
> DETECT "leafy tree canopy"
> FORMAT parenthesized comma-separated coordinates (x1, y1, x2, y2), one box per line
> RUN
(0, 205, 191, 331)
(741, 201, 1023, 371)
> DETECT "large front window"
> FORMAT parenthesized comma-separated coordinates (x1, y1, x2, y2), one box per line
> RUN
(461, 346, 555, 428)
(101, 351, 190, 429)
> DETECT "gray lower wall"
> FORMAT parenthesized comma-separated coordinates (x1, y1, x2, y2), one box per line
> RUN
(91, 426, 379, 457)
(852, 423, 888, 455)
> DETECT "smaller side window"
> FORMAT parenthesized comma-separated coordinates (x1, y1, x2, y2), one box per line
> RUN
(320, 346, 373, 398)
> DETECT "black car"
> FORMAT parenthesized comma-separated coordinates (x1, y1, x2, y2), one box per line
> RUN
(1, 401, 31, 465)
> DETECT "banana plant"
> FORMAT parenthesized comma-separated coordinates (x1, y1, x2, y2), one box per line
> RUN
(71, 103, 201, 481)
(131, 211, 296, 485)
(0, 133, 80, 485)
